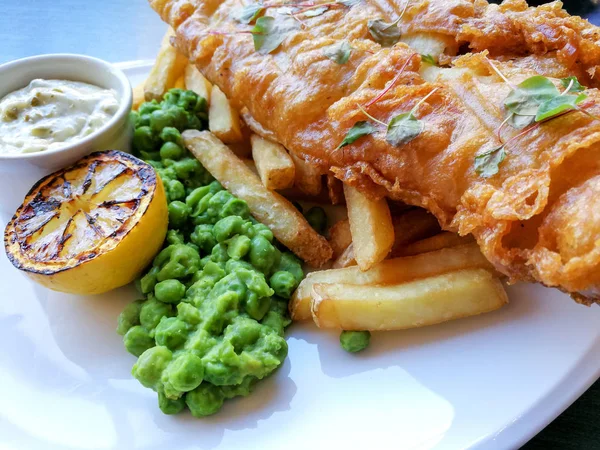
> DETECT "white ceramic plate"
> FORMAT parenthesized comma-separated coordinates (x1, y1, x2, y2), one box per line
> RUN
(1, 62, 599, 450)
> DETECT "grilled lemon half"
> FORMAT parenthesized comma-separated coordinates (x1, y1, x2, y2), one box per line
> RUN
(4, 150, 168, 295)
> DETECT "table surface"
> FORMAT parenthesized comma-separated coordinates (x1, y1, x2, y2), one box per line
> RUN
(1, 1, 599, 449)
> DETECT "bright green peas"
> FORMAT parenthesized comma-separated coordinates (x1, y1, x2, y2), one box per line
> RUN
(164, 106, 189, 130)
(227, 316, 262, 350)
(225, 259, 254, 274)
(227, 235, 251, 259)
(155, 317, 189, 349)
(132, 346, 173, 389)
(139, 99, 161, 116)
(190, 224, 217, 253)
(244, 292, 271, 321)
(213, 216, 251, 242)
(159, 126, 183, 146)
(186, 112, 203, 131)
(160, 142, 184, 161)
(166, 229, 185, 246)
(250, 223, 273, 242)
(194, 96, 208, 115)
(305, 206, 327, 234)
(163, 89, 183, 106)
(154, 245, 200, 281)
(186, 383, 224, 417)
(136, 113, 151, 128)
(165, 179, 186, 202)
(173, 158, 202, 180)
(133, 126, 158, 153)
(275, 252, 303, 284)
(168, 201, 191, 229)
(177, 302, 202, 325)
(158, 389, 186, 415)
(269, 271, 297, 299)
(150, 109, 173, 134)
(139, 150, 161, 162)
(155, 279, 186, 304)
(140, 298, 174, 330)
(340, 330, 371, 353)
(139, 266, 160, 294)
(249, 235, 279, 274)
(220, 198, 249, 219)
(177, 90, 199, 110)
(123, 326, 155, 357)
(116, 299, 144, 336)
(211, 243, 229, 264)
(162, 353, 204, 397)
(147, 160, 163, 170)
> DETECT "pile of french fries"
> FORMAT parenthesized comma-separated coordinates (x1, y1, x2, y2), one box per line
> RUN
(137, 28, 509, 335)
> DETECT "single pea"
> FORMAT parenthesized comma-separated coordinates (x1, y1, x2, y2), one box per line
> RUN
(166, 229, 185, 246)
(137, 113, 151, 128)
(244, 291, 271, 321)
(211, 243, 229, 264)
(132, 346, 173, 389)
(177, 90, 199, 111)
(340, 330, 371, 353)
(154, 244, 201, 281)
(227, 235, 251, 259)
(186, 383, 225, 417)
(304, 206, 327, 234)
(154, 317, 189, 349)
(159, 126, 183, 146)
(165, 179, 186, 202)
(138, 99, 161, 116)
(158, 389, 186, 415)
(163, 89, 183, 106)
(269, 271, 297, 299)
(123, 325, 155, 357)
(150, 109, 173, 134)
(139, 266, 160, 295)
(140, 298, 173, 330)
(251, 223, 273, 242)
(173, 158, 202, 181)
(160, 141, 185, 161)
(177, 302, 202, 325)
(213, 216, 248, 242)
(162, 353, 204, 396)
(220, 198, 250, 219)
(166, 106, 190, 130)
(186, 113, 203, 131)
(249, 235, 279, 275)
(194, 96, 208, 115)
(155, 279, 186, 304)
(190, 224, 217, 253)
(132, 126, 157, 153)
(116, 299, 144, 336)
(168, 201, 191, 229)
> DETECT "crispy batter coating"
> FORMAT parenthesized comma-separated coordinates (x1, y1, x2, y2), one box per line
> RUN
(150, 0, 600, 304)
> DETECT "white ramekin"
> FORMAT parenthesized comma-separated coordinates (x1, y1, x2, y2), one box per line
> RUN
(0, 54, 133, 219)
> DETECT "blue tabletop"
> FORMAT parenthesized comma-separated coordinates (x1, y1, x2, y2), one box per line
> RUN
(1, 0, 598, 448)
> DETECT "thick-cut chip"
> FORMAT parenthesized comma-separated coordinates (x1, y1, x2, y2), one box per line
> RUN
(326, 174, 344, 205)
(144, 27, 188, 101)
(331, 244, 356, 270)
(250, 134, 295, 190)
(132, 80, 146, 111)
(183, 130, 333, 266)
(291, 153, 322, 196)
(311, 269, 508, 330)
(174, 75, 185, 89)
(390, 209, 441, 257)
(184, 63, 212, 103)
(396, 232, 474, 257)
(290, 243, 492, 320)
(328, 218, 352, 258)
(344, 184, 394, 271)
(208, 86, 244, 144)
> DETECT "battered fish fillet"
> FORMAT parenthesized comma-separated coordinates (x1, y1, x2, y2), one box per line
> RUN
(150, 0, 600, 305)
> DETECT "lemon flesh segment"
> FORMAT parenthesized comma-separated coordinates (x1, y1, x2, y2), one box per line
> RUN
(4, 150, 168, 295)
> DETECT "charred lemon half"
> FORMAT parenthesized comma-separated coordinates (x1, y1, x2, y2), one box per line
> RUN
(4, 150, 168, 295)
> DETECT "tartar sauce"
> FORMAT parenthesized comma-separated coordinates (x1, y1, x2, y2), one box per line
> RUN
(0, 79, 119, 155)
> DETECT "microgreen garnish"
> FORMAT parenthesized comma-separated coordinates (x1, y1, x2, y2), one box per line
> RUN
(385, 88, 438, 146)
(535, 93, 588, 122)
(561, 76, 585, 93)
(324, 41, 352, 64)
(252, 16, 295, 54)
(421, 54, 436, 65)
(236, 4, 265, 23)
(474, 146, 506, 178)
(336, 121, 376, 149)
(367, 0, 409, 47)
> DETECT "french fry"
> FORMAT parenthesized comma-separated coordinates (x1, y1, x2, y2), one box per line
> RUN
(290, 243, 492, 320)
(184, 63, 212, 103)
(396, 232, 474, 257)
(390, 208, 441, 257)
(183, 130, 333, 266)
(209, 86, 244, 144)
(331, 244, 356, 270)
(174, 75, 186, 89)
(132, 80, 146, 110)
(311, 269, 508, 330)
(326, 174, 344, 205)
(145, 27, 188, 101)
(291, 153, 323, 196)
(328, 218, 352, 258)
(344, 184, 394, 271)
(251, 135, 295, 190)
